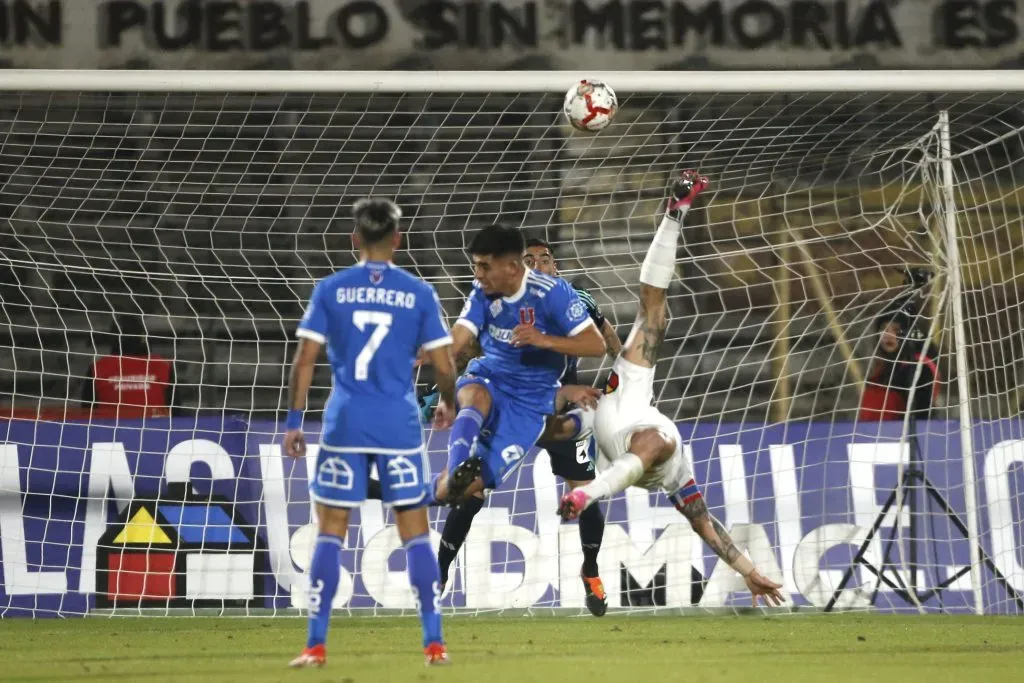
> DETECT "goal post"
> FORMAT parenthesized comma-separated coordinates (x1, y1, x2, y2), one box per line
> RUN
(936, 109, 984, 615)
(1, 69, 1023, 617)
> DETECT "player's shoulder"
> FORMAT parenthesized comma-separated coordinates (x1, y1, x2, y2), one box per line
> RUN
(526, 269, 560, 291)
(573, 285, 597, 305)
(467, 279, 488, 299)
(526, 271, 571, 305)
(387, 264, 433, 290)
(311, 268, 349, 293)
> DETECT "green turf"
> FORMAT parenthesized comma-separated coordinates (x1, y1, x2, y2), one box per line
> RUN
(1, 615, 1021, 682)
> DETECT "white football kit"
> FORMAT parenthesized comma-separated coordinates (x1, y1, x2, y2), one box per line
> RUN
(593, 355, 695, 493)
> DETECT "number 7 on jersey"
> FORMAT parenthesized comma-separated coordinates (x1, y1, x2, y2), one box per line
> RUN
(352, 310, 393, 380)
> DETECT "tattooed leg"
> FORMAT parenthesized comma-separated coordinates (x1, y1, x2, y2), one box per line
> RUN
(620, 285, 669, 369)
(620, 170, 708, 370)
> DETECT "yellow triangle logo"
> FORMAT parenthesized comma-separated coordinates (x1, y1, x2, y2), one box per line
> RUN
(113, 508, 172, 545)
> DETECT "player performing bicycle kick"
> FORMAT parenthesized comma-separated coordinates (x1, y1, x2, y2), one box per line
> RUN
(550, 170, 785, 607)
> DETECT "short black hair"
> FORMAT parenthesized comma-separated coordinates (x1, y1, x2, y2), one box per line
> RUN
(352, 198, 402, 244)
(525, 238, 551, 251)
(468, 224, 525, 258)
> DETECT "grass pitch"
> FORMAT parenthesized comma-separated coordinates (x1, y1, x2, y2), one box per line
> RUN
(1, 614, 1021, 682)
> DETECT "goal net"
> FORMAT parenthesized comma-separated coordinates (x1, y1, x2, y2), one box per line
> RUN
(1, 71, 1023, 617)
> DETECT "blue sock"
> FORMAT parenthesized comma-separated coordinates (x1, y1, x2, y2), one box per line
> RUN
(446, 406, 484, 472)
(405, 533, 444, 647)
(306, 533, 343, 648)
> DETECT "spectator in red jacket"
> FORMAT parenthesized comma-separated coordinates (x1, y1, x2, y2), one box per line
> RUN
(859, 305, 939, 422)
(82, 315, 176, 417)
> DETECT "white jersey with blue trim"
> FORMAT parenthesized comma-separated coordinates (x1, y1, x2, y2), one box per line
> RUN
(455, 269, 594, 401)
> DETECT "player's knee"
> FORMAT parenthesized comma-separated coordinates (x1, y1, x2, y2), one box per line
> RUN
(393, 506, 430, 542)
(628, 429, 674, 467)
(316, 503, 350, 537)
(457, 383, 492, 415)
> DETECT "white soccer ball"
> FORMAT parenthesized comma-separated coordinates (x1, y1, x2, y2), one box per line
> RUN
(563, 79, 617, 133)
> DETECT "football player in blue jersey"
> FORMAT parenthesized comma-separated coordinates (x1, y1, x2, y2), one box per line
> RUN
(283, 198, 457, 668)
(431, 224, 607, 507)
(435, 237, 621, 614)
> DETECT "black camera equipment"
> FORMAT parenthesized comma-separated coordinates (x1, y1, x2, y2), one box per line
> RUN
(824, 267, 1023, 612)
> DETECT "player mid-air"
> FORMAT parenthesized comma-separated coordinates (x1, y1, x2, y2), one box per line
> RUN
(431, 224, 607, 509)
(435, 237, 620, 615)
(283, 198, 457, 667)
(553, 170, 785, 606)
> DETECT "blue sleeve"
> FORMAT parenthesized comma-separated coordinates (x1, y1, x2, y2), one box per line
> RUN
(545, 279, 593, 337)
(419, 284, 453, 351)
(455, 284, 486, 338)
(296, 281, 328, 344)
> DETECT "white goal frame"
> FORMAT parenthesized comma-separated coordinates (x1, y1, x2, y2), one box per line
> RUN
(2, 68, 1022, 616)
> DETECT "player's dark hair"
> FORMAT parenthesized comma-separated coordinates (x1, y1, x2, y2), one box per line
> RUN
(468, 224, 525, 258)
(352, 198, 402, 244)
(525, 238, 551, 251)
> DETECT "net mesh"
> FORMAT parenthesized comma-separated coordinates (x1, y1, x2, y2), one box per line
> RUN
(1, 85, 1023, 616)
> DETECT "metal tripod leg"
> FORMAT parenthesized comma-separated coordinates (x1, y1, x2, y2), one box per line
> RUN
(824, 473, 908, 612)
(920, 477, 1024, 611)
(825, 468, 1024, 612)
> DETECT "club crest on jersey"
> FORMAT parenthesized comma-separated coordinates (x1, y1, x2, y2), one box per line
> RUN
(604, 371, 620, 395)
(568, 300, 586, 321)
(519, 307, 536, 326)
(369, 269, 384, 284)
(489, 299, 503, 317)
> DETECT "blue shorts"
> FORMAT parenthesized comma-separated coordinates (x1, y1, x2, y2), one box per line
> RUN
(456, 373, 551, 489)
(310, 449, 430, 509)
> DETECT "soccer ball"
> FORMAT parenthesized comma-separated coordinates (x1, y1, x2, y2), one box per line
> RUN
(563, 80, 617, 132)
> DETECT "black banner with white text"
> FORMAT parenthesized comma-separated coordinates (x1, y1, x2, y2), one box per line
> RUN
(2, 0, 1024, 70)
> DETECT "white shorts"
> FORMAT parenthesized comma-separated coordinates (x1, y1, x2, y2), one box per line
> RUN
(594, 356, 695, 494)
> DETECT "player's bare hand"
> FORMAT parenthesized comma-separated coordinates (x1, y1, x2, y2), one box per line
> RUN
(414, 349, 430, 367)
(744, 570, 785, 607)
(511, 324, 548, 349)
(560, 385, 602, 410)
(433, 399, 455, 430)
(282, 429, 306, 459)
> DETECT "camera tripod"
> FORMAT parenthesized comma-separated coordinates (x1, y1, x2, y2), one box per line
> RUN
(824, 420, 1024, 612)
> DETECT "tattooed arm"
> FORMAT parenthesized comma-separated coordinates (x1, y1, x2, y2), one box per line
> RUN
(678, 495, 786, 606)
(678, 497, 755, 576)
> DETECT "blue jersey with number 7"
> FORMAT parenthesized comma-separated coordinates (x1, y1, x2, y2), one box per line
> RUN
(296, 260, 452, 454)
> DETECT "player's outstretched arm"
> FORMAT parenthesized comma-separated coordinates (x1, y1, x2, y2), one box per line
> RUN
(283, 337, 322, 458)
(677, 496, 785, 607)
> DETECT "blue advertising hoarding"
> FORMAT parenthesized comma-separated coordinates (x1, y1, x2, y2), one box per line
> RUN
(1, 417, 1022, 616)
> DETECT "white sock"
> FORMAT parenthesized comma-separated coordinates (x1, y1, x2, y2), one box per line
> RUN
(639, 212, 686, 289)
(579, 453, 645, 503)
